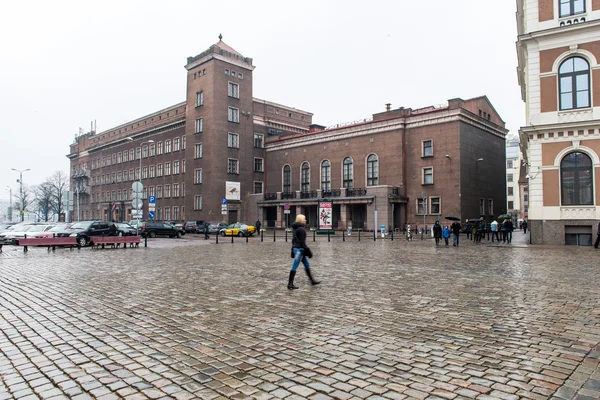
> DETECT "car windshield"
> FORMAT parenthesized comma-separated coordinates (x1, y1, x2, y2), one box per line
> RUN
(48, 225, 67, 232)
(27, 225, 50, 232)
(69, 222, 93, 230)
(117, 223, 130, 228)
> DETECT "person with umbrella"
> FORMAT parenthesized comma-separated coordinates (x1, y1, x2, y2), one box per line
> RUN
(490, 219, 499, 242)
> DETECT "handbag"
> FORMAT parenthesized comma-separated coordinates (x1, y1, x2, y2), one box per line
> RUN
(291, 229, 313, 259)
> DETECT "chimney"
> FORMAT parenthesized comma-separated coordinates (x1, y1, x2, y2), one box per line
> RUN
(385, 103, 391, 111)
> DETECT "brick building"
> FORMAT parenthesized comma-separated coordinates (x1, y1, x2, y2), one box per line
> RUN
(68, 38, 508, 229)
(517, 0, 600, 245)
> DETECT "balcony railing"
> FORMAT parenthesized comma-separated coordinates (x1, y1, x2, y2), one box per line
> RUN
(281, 192, 296, 200)
(321, 189, 341, 198)
(264, 192, 278, 201)
(72, 168, 91, 179)
(346, 187, 367, 197)
(300, 190, 318, 199)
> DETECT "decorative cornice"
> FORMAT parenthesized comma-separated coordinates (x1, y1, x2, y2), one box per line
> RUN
(185, 53, 255, 72)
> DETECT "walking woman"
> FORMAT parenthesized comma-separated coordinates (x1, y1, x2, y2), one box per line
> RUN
(288, 214, 320, 290)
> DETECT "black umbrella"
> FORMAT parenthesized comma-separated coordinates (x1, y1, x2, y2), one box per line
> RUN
(497, 214, 512, 221)
(445, 216, 460, 221)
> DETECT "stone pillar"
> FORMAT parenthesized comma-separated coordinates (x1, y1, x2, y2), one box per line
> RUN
(339, 204, 347, 230)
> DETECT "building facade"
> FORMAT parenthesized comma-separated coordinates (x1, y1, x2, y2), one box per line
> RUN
(68, 39, 508, 230)
(517, 0, 600, 245)
(506, 135, 522, 220)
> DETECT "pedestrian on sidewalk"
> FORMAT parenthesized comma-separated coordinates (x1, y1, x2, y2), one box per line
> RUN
(464, 219, 472, 240)
(522, 220, 528, 235)
(490, 220, 499, 242)
(594, 222, 600, 249)
(505, 219, 514, 244)
(204, 221, 210, 240)
(255, 219, 262, 233)
(451, 221, 461, 247)
(500, 220, 507, 242)
(288, 214, 320, 290)
(476, 219, 485, 243)
(433, 221, 442, 246)
(442, 225, 450, 246)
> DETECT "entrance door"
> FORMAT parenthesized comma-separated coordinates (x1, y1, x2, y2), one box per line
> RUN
(228, 210, 238, 224)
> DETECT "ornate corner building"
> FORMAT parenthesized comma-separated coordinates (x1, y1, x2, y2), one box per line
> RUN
(517, 0, 600, 245)
(67, 38, 508, 229)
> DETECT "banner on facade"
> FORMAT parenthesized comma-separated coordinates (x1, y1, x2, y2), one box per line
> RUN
(318, 201, 333, 230)
(225, 181, 241, 200)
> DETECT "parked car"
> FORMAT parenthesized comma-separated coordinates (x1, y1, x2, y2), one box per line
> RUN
(140, 221, 185, 238)
(207, 222, 228, 234)
(0, 223, 17, 233)
(31, 224, 73, 238)
(220, 223, 256, 237)
(0, 224, 54, 244)
(54, 221, 117, 247)
(184, 220, 207, 233)
(116, 223, 137, 236)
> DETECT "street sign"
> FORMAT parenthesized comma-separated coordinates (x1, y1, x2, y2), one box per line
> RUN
(222, 198, 227, 205)
(132, 199, 143, 210)
(41, 210, 46, 215)
(148, 211, 155, 219)
(148, 196, 156, 204)
(148, 205, 156, 211)
(132, 182, 143, 193)
(131, 210, 143, 218)
(284, 210, 291, 214)
(284, 203, 290, 210)
(221, 205, 227, 211)
(221, 210, 228, 215)
(132, 191, 143, 200)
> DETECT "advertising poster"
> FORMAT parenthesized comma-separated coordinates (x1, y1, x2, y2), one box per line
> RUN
(318, 201, 333, 230)
(225, 181, 241, 200)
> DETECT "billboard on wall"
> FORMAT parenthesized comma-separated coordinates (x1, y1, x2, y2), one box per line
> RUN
(225, 181, 241, 200)
(318, 201, 333, 230)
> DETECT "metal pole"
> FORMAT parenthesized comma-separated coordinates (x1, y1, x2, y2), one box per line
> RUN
(6, 187, 12, 222)
(19, 172, 23, 222)
(422, 192, 425, 240)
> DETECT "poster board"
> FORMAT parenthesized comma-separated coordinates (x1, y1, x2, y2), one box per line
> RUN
(225, 181, 241, 200)
(318, 201, 333, 230)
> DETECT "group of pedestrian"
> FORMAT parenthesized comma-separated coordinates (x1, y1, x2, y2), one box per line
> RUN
(465, 218, 515, 244)
(433, 220, 462, 247)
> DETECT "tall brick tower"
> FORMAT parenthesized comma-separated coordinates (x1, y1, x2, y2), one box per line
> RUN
(184, 35, 256, 223)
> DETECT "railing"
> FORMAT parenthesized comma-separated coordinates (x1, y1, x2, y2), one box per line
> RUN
(300, 190, 318, 199)
(281, 192, 296, 200)
(321, 189, 341, 198)
(346, 187, 367, 197)
(264, 193, 278, 201)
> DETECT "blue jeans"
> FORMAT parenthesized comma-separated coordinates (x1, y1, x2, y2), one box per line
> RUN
(291, 247, 310, 271)
(506, 231, 512, 243)
(453, 233, 459, 246)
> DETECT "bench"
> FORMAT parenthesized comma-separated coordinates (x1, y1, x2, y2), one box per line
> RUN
(90, 236, 141, 249)
(18, 237, 79, 252)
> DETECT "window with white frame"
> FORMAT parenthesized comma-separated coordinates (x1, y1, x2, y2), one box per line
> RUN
(195, 118, 203, 133)
(123, 151, 128, 162)
(164, 207, 171, 221)
(149, 186, 155, 197)
(507, 173, 513, 182)
(141, 188, 146, 199)
(228, 107, 239, 123)
(142, 146, 148, 158)
(423, 140, 433, 157)
(173, 206, 179, 221)
(228, 132, 239, 148)
(129, 149, 134, 161)
(165, 140, 172, 153)
(417, 198, 427, 215)
(173, 160, 180, 174)
(560, 0, 585, 17)
(254, 158, 264, 172)
(157, 185, 163, 198)
(182, 135, 186, 150)
(135, 168, 140, 180)
(507, 160, 514, 169)
(194, 195, 202, 210)
(117, 153, 122, 164)
(129, 169, 134, 181)
(157, 163, 163, 177)
(228, 158, 239, 174)
(254, 181, 263, 194)
(173, 137, 180, 151)
(321, 160, 331, 192)
(283, 165, 292, 193)
(430, 197, 441, 215)
(173, 183, 180, 197)
(195, 169, 202, 184)
(182, 182, 185, 196)
(165, 162, 171, 176)
(479, 198, 485, 215)
(150, 165, 155, 178)
(195, 143, 202, 159)
(343, 157, 353, 189)
(559, 56, 590, 110)
(254, 133, 264, 148)
(423, 167, 433, 185)
(165, 184, 171, 198)
(488, 199, 493, 215)
(196, 91, 204, 107)
(182, 159, 186, 173)
(142, 167, 148, 179)
(150, 143, 155, 157)
(367, 154, 379, 186)
(157, 142, 163, 155)
(117, 171, 122, 183)
(301, 162, 310, 192)
(136, 147, 141, 160)
(228, 82, 239, 99)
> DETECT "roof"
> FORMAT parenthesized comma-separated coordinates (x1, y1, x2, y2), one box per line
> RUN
(215, 40, 242, 57)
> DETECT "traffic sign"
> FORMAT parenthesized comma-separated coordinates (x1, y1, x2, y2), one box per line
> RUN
(131, 210, 143, 218)
(221, 210, 228, 215)
(222, 198, 227, 205)
(221, 205, 228, 211)
(132, 198, 143, 210)
(132, 181, 144, 193)
(148, 211, 155, 219)
(41, 210, 46, 215)
(284, 203, 290, 210)
(284, 210, 291, 214)
(148, 205, 156, 211)
(148, 196, 156, 204)
(132, 191, 143, 200)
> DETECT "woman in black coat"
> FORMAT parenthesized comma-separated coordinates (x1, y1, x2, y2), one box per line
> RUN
(433, 221, 442, 246)
(288, 214, 320, 290)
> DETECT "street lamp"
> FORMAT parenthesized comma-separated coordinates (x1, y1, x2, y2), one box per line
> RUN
(11, 168, 30, 222)
(6, 186, 12, 222)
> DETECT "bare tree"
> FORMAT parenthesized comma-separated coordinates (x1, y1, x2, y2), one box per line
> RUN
(34, 183, 54, 221)
(48, 171, 69, 217)
(13, 184, 33, 221)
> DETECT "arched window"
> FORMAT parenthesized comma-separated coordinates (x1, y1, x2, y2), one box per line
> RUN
(559, 57, 590, 110)
(321, 160, 331, 192)
(301, 162, 310, 192)
(560, 0, 585, 17)
(367, 154, 379, 186)
(283, 165, 291, 194)
(561, 152, 593, 205)
(343, 157, 354, 189)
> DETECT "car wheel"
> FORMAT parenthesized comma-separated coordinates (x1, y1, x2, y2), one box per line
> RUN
(149, 231, 157, 238)
(238, 231, 244, 237)
(78, 236, 88, 247)
(118, 231, 124, 237)
(221, 231, 225, 236)
(176, 232, 182, 238)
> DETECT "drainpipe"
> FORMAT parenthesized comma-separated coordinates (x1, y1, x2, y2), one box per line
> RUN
(402, 116, 408, 225)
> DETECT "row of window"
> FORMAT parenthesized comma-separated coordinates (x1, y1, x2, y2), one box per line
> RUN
(91, 137, 186, 169)
(224, 69, 243, 79)
(416, 198, 495, 216)
(92, 160, 186, 185)
(282, 155, 379, 193)
(92, 182, 185, 203)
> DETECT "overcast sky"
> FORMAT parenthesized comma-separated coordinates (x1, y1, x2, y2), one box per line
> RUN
(0, 0, 523, 202)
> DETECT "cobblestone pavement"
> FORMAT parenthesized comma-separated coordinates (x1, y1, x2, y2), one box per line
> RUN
(1, 232, 599, 400)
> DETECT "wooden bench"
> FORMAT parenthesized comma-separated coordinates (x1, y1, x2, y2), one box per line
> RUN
(18, 237, 79, 252)
(90, 236, 141, 249)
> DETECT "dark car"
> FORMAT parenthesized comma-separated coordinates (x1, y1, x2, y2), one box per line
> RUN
(54, 221, 117, 247)
(116, 223, 137, 236)
(140, 221, 185, 238)
(184, 220, 207, 233)
(207, 222, 228, 234)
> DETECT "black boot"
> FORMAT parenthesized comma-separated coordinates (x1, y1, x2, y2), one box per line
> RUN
(287, 270, 299, 290)
(305, 268, 321, 285)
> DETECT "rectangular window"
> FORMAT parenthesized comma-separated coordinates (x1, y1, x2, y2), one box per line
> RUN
(173, 160, 180, 174)
(507, 173, 514, 182)
(228, 82, 239, 98)
(173, 137, 180, 151)
(321, 162, 331, 192)
(254, 158, 264, 172)
(165, 184, 171, 198)
(182, 182, 185, 197)
(480, 198, 485, 215)
(417, 198, 427, 215)
(149, 186, 155, 197)
(136, 147, 141, 160)
(111, 172, 116, 183)
(123, 151, 128, 162)
(164, 207, 171, 221)
(508, 187, 514, 196)
(195, 169, 202, 184)
(507, 160, 514, 169)
(106, 156, 111, 167)
(182, 159, 186, 173)
(150, 143, 155, 157)
(157, 142, 163, 155)
(254, 181, 263, 194)
(117, 171, 122, 183)
(112, 154, 116, 165)
(173, 206, 179, 221)
(129, 149, 134, 161)
(423, 140, 433, 157)
(157, 164, 163, 177)
(142, 145, 148, 158)
(228, 107, 240, 123)
(488, 199, 493, 215)
(135, 168, 140, 180)
(142, 167, 148, 180)
(150, 165, 155, 178)
(524, 194, 529, 202)
(173, 183, 180, 197)
(141, 189, 146, 199)
(430, 197, 441, 215)
(508, 201, 514, 209)
(560, 0, 585, 17)
(182, 135, 186, 150)
(194, 195, 202, 210)
(196, 91, 204, 107)
(165, 162, 171, 176)
(117, 153, 122, 164)
(117, 190, 122, 201)
(129, 169, 134, 181)
(165, 140, 172, 153)
(423, 168, 433, 185)
(195, 143, 203, 159)
(228, 158, 239, 174)
(102, 156, 106, 167)
(157, 185, 163, 199)
(195, 118, 203, 133)
(254, 133, 264, 148)
(228, 132, 239, 148)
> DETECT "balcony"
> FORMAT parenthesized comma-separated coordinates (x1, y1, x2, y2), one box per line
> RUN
(72, 167, 91, 179)
(321, 189, 341, 198)
(346, 187, 367, 197)
(281, 191, 296, 200)
(264, 193, 278, 201)
(300, 190, 318, 199)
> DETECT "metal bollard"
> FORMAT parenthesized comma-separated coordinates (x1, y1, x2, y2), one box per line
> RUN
(23, 234, 27, 253)
(391, 230, 394, 241)
(313, 230, 316, 242)
(52, 233, 56, 251)
(374, 230, 376, 241)
(285, 230, 288, 242)
(231, 234, 234, 243)
(358, 230, 361, 241)
(261, 229, 264, 242)
(273, 229, 276, 242)
(216, 233, 219, 244)
(328, 231, 330, 242)
(144, 235, 147, 248)
(246, 233, 248, 243)
(343, 231, 345, 242)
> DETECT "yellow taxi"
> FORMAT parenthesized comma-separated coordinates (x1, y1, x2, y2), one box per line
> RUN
(220, 223, 256, 237)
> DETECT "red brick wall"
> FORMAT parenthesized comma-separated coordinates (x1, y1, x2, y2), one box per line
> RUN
(539, 0, 554, 21)
(541, 76, 558, 112)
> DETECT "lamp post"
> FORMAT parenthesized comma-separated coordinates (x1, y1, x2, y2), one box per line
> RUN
(421, 191, 426, 240)
(11, 168, 30, 222)
(126, 138, 154, 233)
(6, 186, 12, 222)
